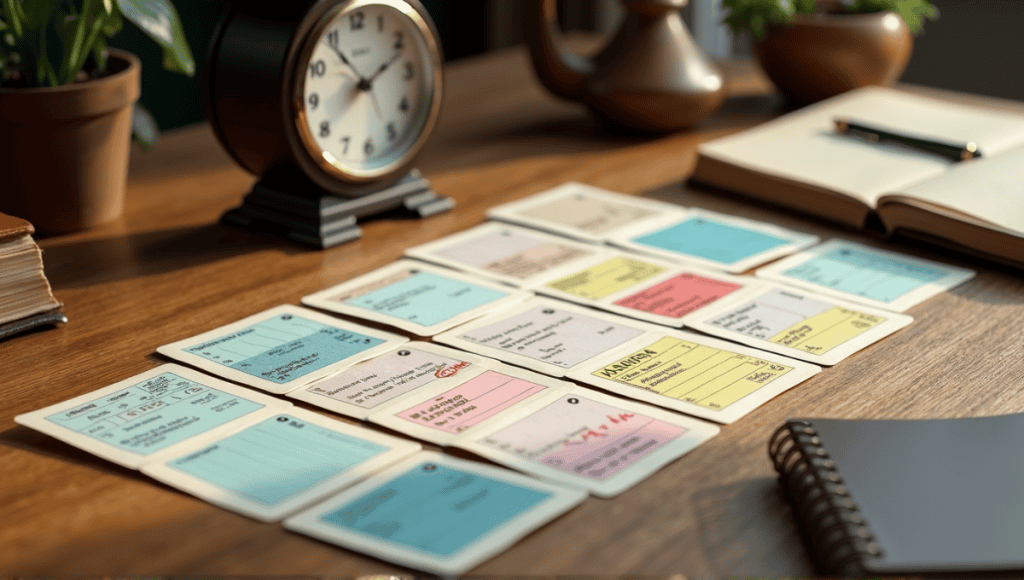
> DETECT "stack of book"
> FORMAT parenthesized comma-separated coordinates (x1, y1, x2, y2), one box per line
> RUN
(0, 212, 66, 339)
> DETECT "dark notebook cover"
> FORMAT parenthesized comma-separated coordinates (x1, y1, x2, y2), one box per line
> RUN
(773, 414, 1024, 575)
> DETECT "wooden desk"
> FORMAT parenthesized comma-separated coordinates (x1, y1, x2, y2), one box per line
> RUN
(2, 46, 1023, 577)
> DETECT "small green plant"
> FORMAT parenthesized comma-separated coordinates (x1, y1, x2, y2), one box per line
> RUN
(1, 0, 195, 145)
(723, 0, 939, 40)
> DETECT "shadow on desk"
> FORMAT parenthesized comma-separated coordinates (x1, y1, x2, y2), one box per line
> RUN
(692, 477, 812, 576)
(40, 223, 308, 290)
(1, 424, 145, 483)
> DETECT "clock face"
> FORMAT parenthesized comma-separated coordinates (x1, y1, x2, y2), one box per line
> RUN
(295, 0, 439, 180)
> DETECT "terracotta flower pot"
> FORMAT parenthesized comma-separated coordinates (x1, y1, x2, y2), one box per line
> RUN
(754, 11, 913, 105)
(0, 49, 141, 233)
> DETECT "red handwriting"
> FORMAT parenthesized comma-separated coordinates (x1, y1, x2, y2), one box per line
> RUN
(435, 361, 471, 379)
(563, 413, 636, 445)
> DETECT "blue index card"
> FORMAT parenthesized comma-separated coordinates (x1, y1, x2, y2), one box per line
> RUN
(343, 270, 510, 326)
(184, 313, 385, 385)
(167, 413, 387, 507)
(633, 216, 792, 266)
(781, 246, 948, 303)
(43, 371, 266, 455)
(320, 460, 552, 557)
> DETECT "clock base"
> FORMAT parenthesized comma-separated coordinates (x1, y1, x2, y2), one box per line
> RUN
(221, 169, 454, 249)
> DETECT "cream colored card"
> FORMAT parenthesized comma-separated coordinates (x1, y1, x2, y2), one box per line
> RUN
(755, 239, 975, 312)
(157, 304, 408, 394)
(681, 283, 914, 366)
(302, 260, 532, 336)
(608, 208, 819, 273)
(433, 296, 663, 377)
(566, 330, 820, 424)
(284, 451, 587, 576)
(14, 364, 291, 469)
(457, 386, 719, 498)
(529, 250, 770, 328)
(403, 221, 616, 288)
(141, 408, 421, 522)
(287, 342, 496, 420)
(367, 363, 572, 446)
(486, 181, 682, 243)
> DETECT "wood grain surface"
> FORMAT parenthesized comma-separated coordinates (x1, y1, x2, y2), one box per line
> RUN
(2, 46, 1022, 578)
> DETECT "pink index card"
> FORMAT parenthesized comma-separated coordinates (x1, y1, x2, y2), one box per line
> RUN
(614, 273, 742, 318)
(395, 370, 546, 434)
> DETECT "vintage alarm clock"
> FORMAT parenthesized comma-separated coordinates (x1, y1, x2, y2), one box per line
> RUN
(206, 0, 450, 246)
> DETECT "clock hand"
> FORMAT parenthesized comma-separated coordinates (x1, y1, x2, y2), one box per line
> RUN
(365, 50, 403, 86)
(325, 42, 368, 81)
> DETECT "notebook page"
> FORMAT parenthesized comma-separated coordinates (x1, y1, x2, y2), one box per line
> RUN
(895, 145, 1024, 235)
(699, 87, 1024, 207)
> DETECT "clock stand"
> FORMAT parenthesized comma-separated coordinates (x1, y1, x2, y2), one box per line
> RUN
(221, 168, 454, 249)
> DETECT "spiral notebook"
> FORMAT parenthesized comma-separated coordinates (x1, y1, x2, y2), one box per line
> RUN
(770, 414, 1024, 576)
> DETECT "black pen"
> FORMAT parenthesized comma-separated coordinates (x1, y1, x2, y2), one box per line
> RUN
(833, 117, 982, 162)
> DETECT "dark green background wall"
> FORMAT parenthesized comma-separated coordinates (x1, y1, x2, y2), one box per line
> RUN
(109, 0, 489, 132)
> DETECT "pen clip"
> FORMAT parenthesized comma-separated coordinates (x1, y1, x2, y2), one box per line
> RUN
(833, 117, 982, 162)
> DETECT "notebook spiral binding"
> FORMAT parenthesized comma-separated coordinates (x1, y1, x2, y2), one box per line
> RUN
(769, 420, 884, 576)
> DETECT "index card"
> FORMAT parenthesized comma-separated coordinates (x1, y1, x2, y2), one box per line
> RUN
(609, 209, 819, 273)
(367, 363, 572, 446)
(287, 342, 495, 420)
(284, 452, 587, 576)
(141, 408, 421, 522)
(486, 182, 681, 243)
(404, 222, 616, 288)
(14, 364, 291, 469)
(302, 260, 532, 336)
(682, 284, 914, 366)
(457, 387, 719, 498)
(433, 297, 662, 377)
(529, 250, 770, 327)
(566, 331, 820, 424)
(157, 304, 408, 394)
(755, 239, 975, 312)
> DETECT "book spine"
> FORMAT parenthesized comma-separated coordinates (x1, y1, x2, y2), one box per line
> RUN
(768, 420, 884, 576)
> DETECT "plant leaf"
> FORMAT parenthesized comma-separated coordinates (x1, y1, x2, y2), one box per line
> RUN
(132, 102, 160, 149)
(115, 0, 193, 75)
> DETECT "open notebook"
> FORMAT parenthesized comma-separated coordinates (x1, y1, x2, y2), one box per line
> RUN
(691, 87, 1024, 267)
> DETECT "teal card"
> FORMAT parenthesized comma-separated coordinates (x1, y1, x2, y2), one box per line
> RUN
(343, 271, 510, 326)
(45, 372, 265, 455)
(781, 246, 948, 303)
(185, 313, 385, 384)
(169, 413, 387, 506)
(633, 217, 792, 265)
(320, 460, 551, 557)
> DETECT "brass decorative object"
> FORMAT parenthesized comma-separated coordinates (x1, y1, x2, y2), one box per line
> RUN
(524, 0, 726, 133)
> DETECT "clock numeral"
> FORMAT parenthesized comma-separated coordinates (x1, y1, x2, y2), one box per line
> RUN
(350, 11, 364, 30)
(308, 93, 319, 110)
(386, 122, 397, 142)
(394, 31, 404, 50)
(364, 139, 375, 156)
(341, 136, 350, 154)
(377, 14, 384, 32)
(399, 96, 410, 113)
(310, 60, 326, 77)
(327, 30, 339, 47)
(404, 61, 414, 81)
(320, 121, 330, 137)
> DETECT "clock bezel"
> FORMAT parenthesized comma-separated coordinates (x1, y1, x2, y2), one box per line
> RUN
(284, 0, 444, 194)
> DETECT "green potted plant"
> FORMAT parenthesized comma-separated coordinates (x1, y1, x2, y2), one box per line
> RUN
(722, 0, 938, 104)
(0, 0, 195, 233)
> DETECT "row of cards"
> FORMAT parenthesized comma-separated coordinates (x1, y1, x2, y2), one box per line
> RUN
(148, 303, 820, 424)
(15, 357, 717, 573)
(14, 182, 977, 575)
(482, 182, 975, 309)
